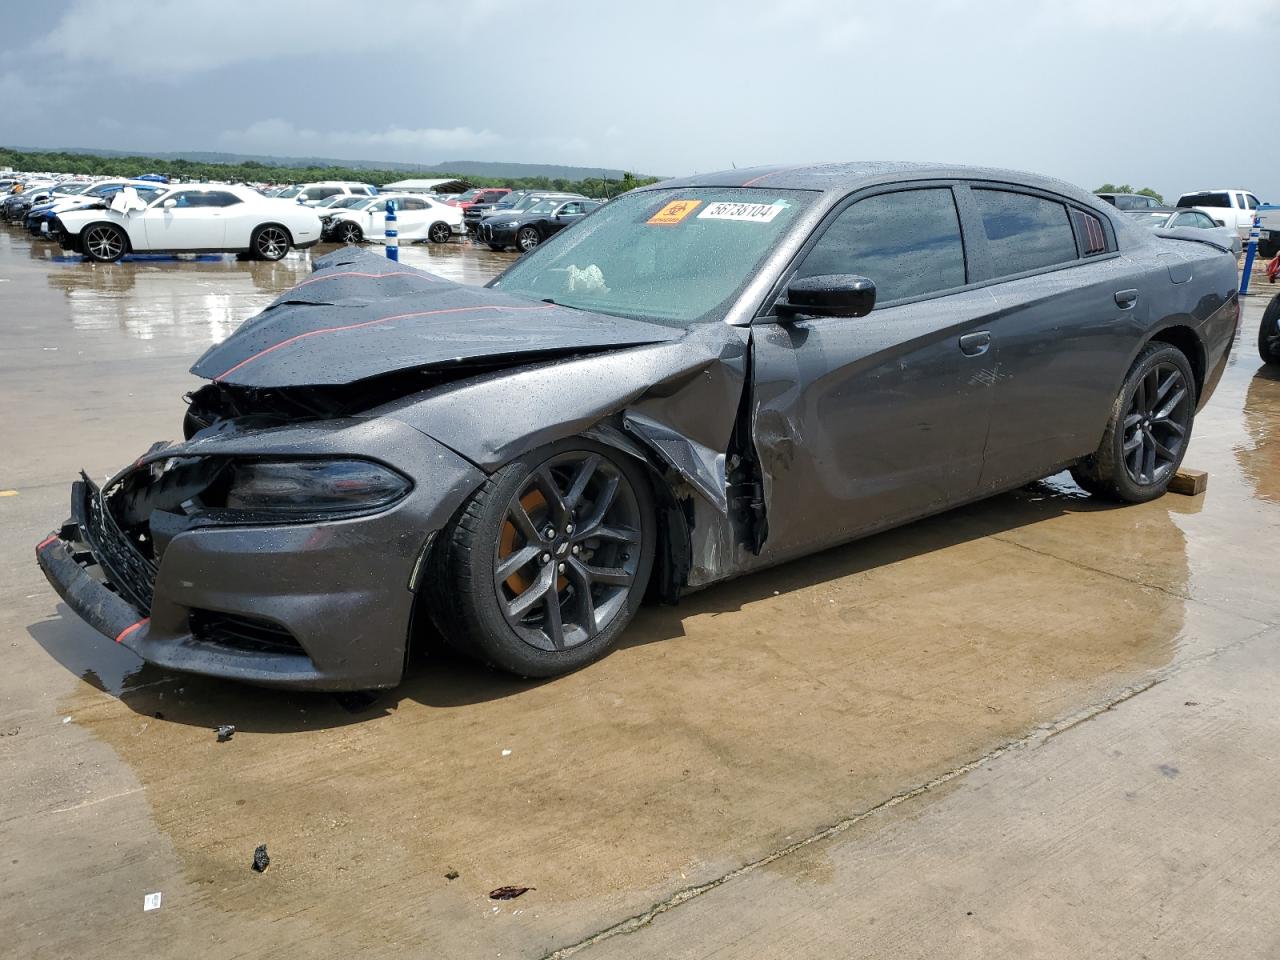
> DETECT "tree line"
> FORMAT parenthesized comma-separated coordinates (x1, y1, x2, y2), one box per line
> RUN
(0, 147, 661, 199)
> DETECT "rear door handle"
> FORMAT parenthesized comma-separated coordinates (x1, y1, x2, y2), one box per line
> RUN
(1115, 289, 1139, 308)
(958, 331, 992, 357)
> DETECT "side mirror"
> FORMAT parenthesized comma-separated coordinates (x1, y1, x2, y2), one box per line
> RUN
(776, 274, 876, 321)
(163, 198, 177, 209)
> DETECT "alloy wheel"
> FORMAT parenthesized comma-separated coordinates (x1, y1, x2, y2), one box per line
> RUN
(256, 226, 288, 260)
(494, 452, 642, 652)
(517, 227, 540, 252)
(429, 222, 451, 243)
(1122, 361, 1191, 485)
(338, 223, 362, 244)
(85, 226, 123, 261)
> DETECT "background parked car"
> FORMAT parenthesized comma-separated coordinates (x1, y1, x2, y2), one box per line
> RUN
(51, 183, 321, 262)
(446, 187, 511, 211)
(1096, 192, 1163, 211)
(464, 188, 540, 234)
(26, 180, 166, 236)
(277, 181, 377, 206)
(1176, 189, 1261, 239)
(478, 196, 600, 251)
(1127, 207, 1242, 255)
(323, 192, 464, 244)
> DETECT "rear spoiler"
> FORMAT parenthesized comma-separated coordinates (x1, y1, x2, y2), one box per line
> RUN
(1153, 227, 1235, 254)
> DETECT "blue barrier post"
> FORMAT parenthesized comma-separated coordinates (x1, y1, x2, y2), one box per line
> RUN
(385, 199, 399, 262)
(1240, 215, 1260, 296)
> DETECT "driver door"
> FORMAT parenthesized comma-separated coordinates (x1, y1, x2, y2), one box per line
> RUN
(749, 185, 999, 562)
(140, 190, 227, 250)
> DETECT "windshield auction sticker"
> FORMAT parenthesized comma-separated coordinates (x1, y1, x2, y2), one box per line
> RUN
(647, 199, 702, 225)
(697, 201, 785, 223)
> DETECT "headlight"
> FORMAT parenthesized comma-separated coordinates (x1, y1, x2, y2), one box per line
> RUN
(222, 459, 410, 515)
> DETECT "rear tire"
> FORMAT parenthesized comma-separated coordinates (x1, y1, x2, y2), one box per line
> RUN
(1259, 295, 1280, 365)
(251, 224, 291, 261)
(429, 438, 656, 677)
(428, 221, 452, 244)
(81, 223, 127, 262)
(1070, 343, 1196, 502)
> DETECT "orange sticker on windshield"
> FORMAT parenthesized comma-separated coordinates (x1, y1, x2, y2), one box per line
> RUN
(647, 199, 702, 225)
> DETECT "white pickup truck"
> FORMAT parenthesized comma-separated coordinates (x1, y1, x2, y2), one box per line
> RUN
(1175, 189, 1263, 245)
(1256, 204, 1280, 259)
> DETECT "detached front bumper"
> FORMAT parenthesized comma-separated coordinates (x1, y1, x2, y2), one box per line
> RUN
(36, 421, 486, 691)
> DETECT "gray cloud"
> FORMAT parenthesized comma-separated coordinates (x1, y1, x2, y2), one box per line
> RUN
(1, 0, 1276, 201)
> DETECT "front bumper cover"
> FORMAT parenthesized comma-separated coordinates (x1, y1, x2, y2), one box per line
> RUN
(36, 418, 486, 690)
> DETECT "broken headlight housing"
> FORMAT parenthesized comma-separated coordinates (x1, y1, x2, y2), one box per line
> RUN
(221, 459, 410, 516)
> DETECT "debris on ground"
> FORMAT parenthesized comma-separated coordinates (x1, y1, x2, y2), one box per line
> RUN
(445, 869, 460, 881)
(252, 844, 270, 872)
(489, 886, 533, 900)
(501, 748, 512, 757)
(153, 712, 164, 720)
(143, 892, 162, 911)
(216, 725, 235, 743)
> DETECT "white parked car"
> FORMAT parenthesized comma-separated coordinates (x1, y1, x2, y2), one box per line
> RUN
(322, 192, 464, 244)
(50, 183, 322, 262)
(277, 181, 377, 206)
(1175, 189, 1262, 240)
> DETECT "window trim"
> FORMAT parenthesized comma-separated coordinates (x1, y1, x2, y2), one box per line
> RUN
(753, 178, 1122, 324)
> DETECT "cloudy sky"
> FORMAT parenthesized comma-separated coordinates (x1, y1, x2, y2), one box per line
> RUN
(2, 0, 1276, 200)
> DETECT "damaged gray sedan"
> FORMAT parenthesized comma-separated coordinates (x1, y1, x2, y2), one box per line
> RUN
(37, 162, 1240, 689)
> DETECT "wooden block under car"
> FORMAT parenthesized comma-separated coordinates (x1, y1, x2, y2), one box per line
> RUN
(1168, 469, 1208, 496)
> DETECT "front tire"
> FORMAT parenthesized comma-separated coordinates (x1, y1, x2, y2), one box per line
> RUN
(428, 221, 452, 244)
(1259, 295, 1280, 364)
(516, 225, 541, 252)
(251, 224, 291, 261)
(334, 221, 364, 245)
(82, 223, 127, 262)
(1071, 342, 1196, 502)
(430, 438, 656, 677)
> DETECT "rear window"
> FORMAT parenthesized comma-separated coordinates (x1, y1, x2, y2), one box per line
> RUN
(1177, 192, 1230, 209)
(973, 189, 1078, 275)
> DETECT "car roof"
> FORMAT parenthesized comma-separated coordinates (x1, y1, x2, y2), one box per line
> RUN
(1128, 207, 1177, 214)
(652, 161, 1102, 205)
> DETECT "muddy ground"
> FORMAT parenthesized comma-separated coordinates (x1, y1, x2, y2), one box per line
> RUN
(2, 233, 1278, 959)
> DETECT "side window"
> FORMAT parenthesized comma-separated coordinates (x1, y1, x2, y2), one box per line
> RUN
(206, 191, 242, 207)
(559, 202, 582, 215)
(1235, 193, 1247, 210)
(1246, 194, 1260, 210)
(1114, 196, 1135, 210)
(973, 189, 1078, 276)
(1194, 212, 1216, 228)
(795, 188, 966, 303)
(1071, 209, 1109, 255)
(406, 198, 428, 210)
(369, 200, 388, 213)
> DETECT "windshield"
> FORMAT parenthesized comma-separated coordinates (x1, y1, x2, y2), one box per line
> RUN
(54, 183, 90, 195)
(493, 187, 815, 326)
(331, 195, 366, 209)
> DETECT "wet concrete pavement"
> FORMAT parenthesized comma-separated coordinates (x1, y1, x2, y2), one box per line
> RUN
(2, 233, 1279, 958)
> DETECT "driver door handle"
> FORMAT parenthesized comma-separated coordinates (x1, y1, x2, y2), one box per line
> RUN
(958, 331, 992, 357)
(1115, 289, 1139, 308)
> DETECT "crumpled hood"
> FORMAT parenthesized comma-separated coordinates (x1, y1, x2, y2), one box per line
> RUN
(190, 247, 683, 388)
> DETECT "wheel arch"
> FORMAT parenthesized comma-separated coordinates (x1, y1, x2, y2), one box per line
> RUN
(253, 221, 294, 245)
(1146, 322, 1206, 404)
(78, 219, 132, 255)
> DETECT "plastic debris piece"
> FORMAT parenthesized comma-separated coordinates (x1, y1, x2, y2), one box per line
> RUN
(252, 844, 270, 872)
(216, 725, 235, 743)
(62, 716, 71, 724)
(144, 892, 162, 911)
(489, 886, 534, 901)
(501, 749, 512, 757)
